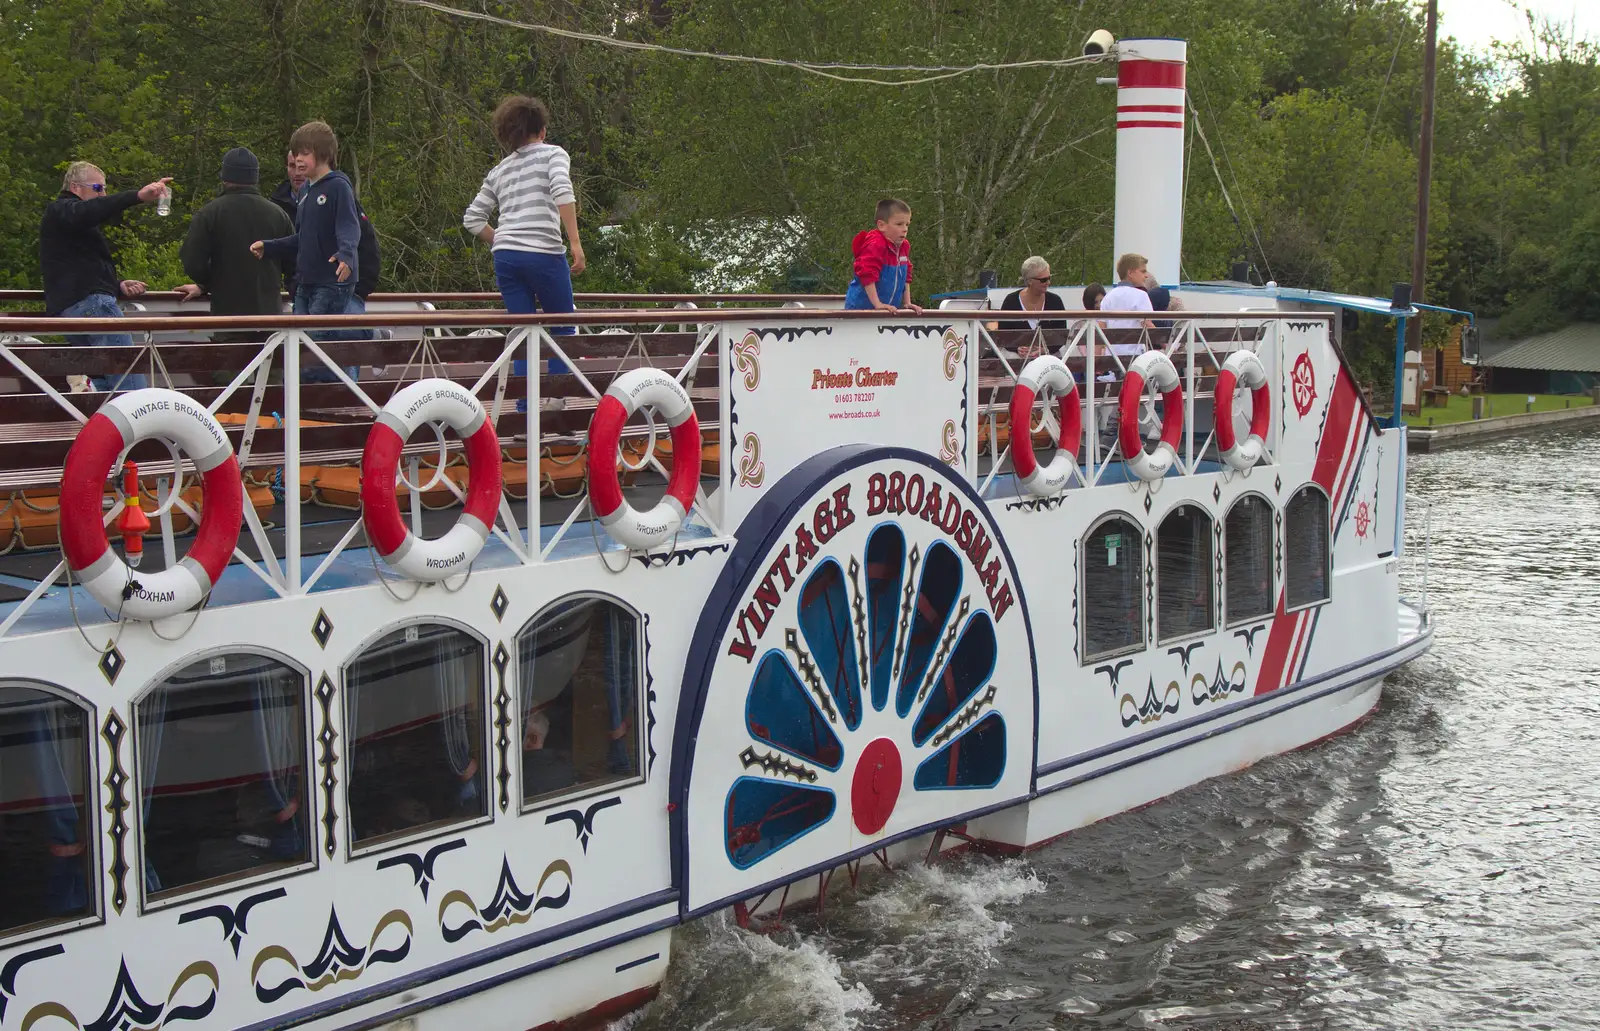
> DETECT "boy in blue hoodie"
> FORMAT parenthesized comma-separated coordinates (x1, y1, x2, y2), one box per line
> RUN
(250, 121, 369, 379)
(844, 198, 923, 313)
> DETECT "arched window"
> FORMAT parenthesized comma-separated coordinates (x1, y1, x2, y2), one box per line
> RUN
(1285, 486, 1331, 610)
(1225, 494, 1275, 624)
(347, 624, 487, 848)
(1158, 504, 1215, 643)
(518, 597, 642, 808)
(136, 654, 310, 903)
(1083, 514, 1144, 661)
(1, 683, 94, 937)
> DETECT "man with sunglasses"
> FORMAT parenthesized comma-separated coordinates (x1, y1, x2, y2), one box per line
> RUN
(40, 161, 172, 391)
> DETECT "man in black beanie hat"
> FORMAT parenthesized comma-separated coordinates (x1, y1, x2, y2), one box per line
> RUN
(175, 147, 293, 338)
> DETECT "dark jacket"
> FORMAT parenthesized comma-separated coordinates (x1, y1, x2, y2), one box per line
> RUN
(261, 170, 360, 288)
(270, 177, 381, 297)
(180, 185, 294, 316)
(39, 190, 143, 315)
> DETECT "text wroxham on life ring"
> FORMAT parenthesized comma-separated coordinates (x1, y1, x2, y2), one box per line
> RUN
(1118, 350, 1185, 482)
(60, 388, 245, 619)
(587, 367, 702, 551)
(361, 379, 504, 582)
(1009, 355, 1081, 496)
(1215, 349, 1271, 471)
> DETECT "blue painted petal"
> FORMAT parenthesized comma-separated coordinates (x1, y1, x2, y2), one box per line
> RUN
(913, 713, 1007, 791)
(746, 652, 843, 770)
(896, 542, 962, 717)
(797, 559, 862, 731)
(913, 611, 997, 746)
(724, 778, 836, 869)
(865, 524, 906, 713)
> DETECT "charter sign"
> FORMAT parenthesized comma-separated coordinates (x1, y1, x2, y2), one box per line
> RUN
(725, 322, 969, 524)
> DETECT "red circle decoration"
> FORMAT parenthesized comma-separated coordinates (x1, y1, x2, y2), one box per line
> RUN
(1291, 352, 1318, 417)
(851, 737, 903, 835)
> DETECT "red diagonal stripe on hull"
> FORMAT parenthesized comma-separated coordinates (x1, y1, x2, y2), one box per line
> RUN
(1255, 367, 1360, 696)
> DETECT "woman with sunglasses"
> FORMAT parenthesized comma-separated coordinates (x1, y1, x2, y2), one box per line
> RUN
(994, 255, 1067, 332)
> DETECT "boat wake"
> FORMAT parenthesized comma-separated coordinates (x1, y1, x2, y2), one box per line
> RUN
(617, 857, 1043, 1031)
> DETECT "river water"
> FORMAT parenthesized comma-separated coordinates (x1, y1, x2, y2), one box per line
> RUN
(619, 425, 1600, 1031)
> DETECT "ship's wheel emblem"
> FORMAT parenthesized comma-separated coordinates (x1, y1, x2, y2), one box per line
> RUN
(1354, 499, 1371, 539)
(724, 519, 1009, 869)
(1290, 352, 1317, 417)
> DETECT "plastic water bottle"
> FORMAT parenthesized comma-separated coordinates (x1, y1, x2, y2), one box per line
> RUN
(156, 185, 171, 217)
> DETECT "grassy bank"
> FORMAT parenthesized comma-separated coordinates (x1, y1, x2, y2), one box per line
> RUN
(1403, 393, 1596, 427)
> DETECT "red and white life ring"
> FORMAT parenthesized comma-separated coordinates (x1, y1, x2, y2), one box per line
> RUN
(1215, 350, 1270, 471)
(361, 379, 503, 581)
(1009, 355, 1081, 496)
(1119, 350, 1184, 482)
(59, 388, 243, 619)
(588, 368, 701, 551)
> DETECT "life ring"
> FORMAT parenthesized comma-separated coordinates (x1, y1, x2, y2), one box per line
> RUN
(1215, 350, 1270, 471)
(588, 368, 701, 550)
(59, 388, 244, 619)
(1009, 356, 1081, 496)
(1119, 350, 1184, 482)
(361, 379, 503, 581)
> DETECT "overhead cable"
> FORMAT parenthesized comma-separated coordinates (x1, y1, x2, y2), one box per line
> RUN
(395, 0, 1110, 86)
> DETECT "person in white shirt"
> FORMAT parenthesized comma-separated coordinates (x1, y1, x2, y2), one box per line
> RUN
(1101, 253, 1155, 331)
(463, 95, 586, 375)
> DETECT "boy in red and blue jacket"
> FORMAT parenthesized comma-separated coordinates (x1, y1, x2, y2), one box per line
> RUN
(844, 198, 923, 313)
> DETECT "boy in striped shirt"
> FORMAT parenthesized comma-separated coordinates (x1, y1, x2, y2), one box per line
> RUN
(463, 96, 586, 374)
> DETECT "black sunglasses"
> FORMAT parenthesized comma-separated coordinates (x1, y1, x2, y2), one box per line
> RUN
(1031, 275, 1051, 284)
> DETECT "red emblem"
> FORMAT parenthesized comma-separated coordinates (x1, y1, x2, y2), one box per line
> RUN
(1354, 500, 1371, 539)
(1291, 352, 1317, 417)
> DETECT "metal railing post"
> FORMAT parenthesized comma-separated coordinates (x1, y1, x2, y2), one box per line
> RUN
(285, 330, 302, 594)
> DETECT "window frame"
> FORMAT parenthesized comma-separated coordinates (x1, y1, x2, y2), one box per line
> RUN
(342, 617, 494, 860)
(516, 592, 648, 816)
(132, 647, 317, 913)
(0, 679, 102, 946)
(1156, 503, 1217, 646)
(1283, 484, 1333, 614)
(1223, 492, 1277, 629)
(1080, 511, 1147, 664)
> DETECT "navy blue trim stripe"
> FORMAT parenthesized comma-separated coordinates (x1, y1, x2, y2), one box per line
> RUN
(614, 952, 661, 974)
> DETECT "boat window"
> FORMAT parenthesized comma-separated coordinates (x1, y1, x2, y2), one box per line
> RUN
(136, 655, 310, 903)
(1158, 504, 1215, 643)
(0, 684, 95, 937)
(1083, 514, 1144, 661)
(518, 597, 641, 808)
(1285, 486, 1331, 610)
(347, 625, 487, 848)
(1225, 494, 1275, 624)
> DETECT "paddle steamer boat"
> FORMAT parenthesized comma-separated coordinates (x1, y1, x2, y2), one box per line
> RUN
(0, 36, 1432, 1031)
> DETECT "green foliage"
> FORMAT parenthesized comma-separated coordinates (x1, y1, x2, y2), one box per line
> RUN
(0, 0, 1593, 393)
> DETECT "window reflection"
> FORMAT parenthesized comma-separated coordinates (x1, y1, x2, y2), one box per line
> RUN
(1158, 504, 1215, 642)
(137, 655, 309, 901)
(347, 625, 487, 847)
(1226, 494, 1275, 623)
(1285, 487, 1331, 609)
(1083, 515, 1144, 660)
(0, 685, 93, 935)
(519, 598, 640, 807)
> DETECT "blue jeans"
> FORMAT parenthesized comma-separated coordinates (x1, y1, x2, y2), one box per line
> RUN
(494, 249, 575, 376)
(296, 283, 366, 383)
(61, 293, 149, 391)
